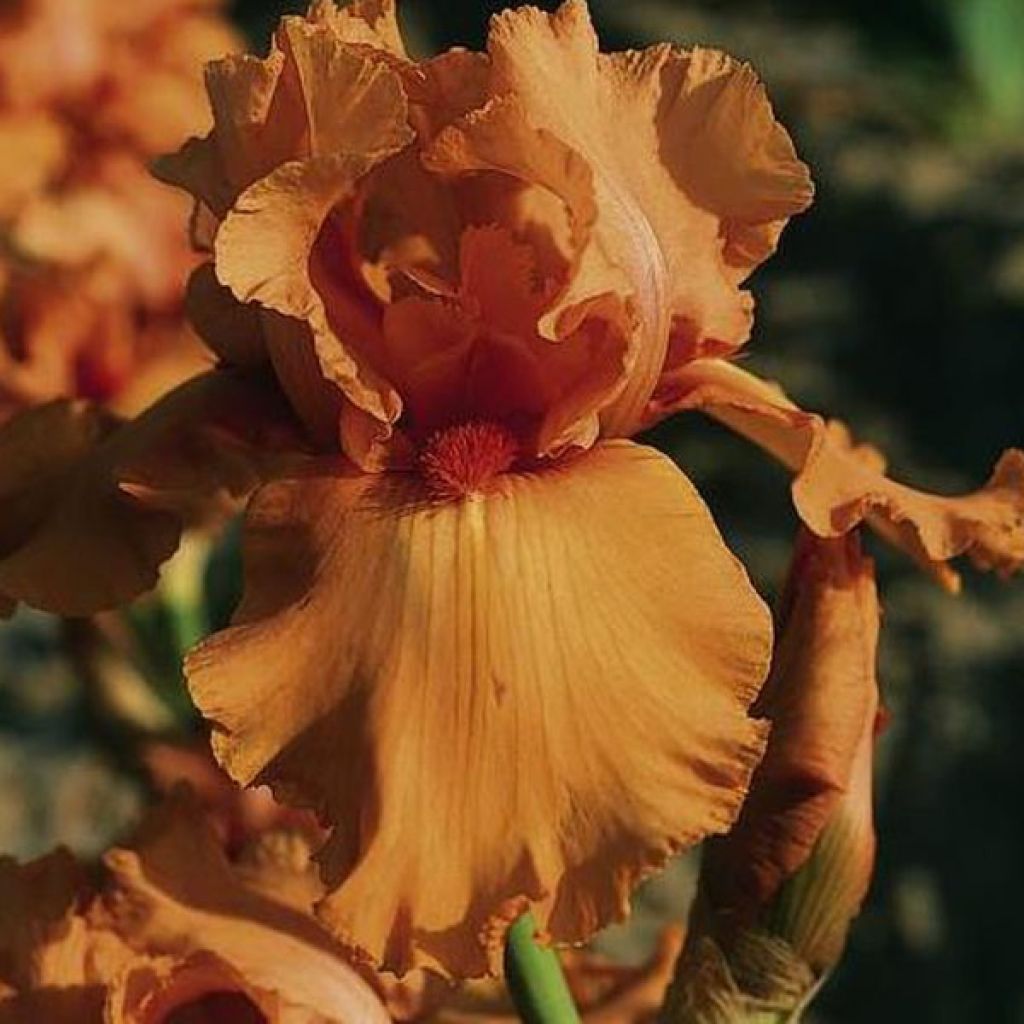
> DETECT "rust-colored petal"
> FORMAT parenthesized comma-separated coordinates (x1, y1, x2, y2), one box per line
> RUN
(486, 0, 811, 435)
(379, 225, 629, 454)
(703, 531, 880, 912)
(103, 790, 390, 1024)
(186, 441, 771, 978)
(659, 358, 1024, 590)
(158, 8, 410, 217)
(204, 24, 415, 454)
(0, 371, 301, 615)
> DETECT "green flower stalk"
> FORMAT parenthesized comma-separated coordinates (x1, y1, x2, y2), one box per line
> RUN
(505, 913, 583, 1024)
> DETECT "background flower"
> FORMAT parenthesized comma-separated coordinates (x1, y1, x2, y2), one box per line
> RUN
(0, 0, 240, 419)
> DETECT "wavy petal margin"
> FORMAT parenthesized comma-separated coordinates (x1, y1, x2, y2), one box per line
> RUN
(486, 0, 812, 435)
(657, 358, 1024, 590)
(103, 790, 389, 1024)
(186, 441, 771, 978)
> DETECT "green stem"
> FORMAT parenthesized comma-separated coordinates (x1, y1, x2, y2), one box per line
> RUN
(504, 912, 582, 1024)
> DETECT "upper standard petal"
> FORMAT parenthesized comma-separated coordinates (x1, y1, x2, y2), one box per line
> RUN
(486, 0, 812, 435)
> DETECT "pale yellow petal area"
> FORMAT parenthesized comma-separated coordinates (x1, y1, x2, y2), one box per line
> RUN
(103, 791, 390, 1024)
(486, 0, 811, 435)
(703, 532, 879, 912)
(0, 372, 301, 615)
(660, 358, 1024, 590)
(186, 441, 771, 978)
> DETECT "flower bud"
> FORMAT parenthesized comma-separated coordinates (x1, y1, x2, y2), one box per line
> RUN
(661, 531, 882, 1021)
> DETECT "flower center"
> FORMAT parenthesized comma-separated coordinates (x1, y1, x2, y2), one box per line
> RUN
(418, 421, 519, 500)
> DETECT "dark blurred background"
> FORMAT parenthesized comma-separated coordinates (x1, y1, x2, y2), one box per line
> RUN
(2, 1, 1023, 1019)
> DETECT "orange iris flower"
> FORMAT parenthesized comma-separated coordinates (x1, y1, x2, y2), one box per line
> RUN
(0, 0, 1020, 980)
(0, 0, 239, 418)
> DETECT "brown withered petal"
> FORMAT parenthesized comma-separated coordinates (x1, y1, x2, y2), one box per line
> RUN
(657, 358, 1024, 589)
(186, 441, 771, 978)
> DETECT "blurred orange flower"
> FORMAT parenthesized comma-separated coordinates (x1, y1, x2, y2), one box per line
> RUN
(0, 0, 1019, 983)
(0, 0, 239, 419)
(0, 791, 389, 1023)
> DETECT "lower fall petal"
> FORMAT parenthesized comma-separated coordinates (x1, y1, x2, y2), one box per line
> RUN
(657, 358, 1024, 590)
(186, 440, 771, 978)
